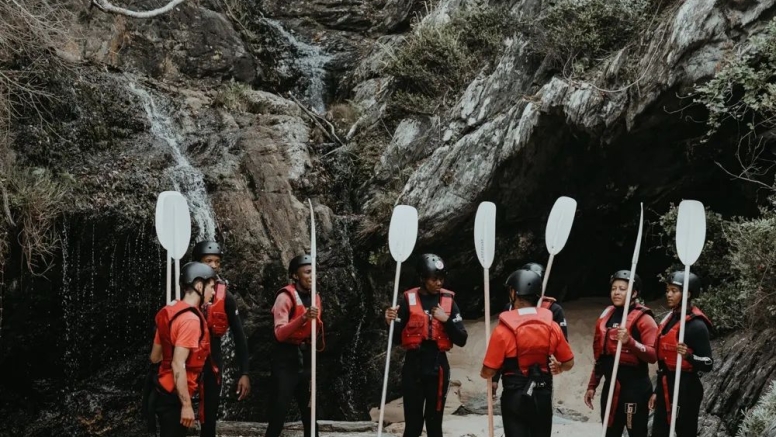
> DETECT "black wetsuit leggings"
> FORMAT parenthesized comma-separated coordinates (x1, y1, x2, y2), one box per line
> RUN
(200, 363, 221, 437)
(155, 390, 187, 437)
(652, 372, 704, 437)
(599, 373, 652, 437)
(265, 356, 318, 437)
(401, 366, 451, 437)
(500, 387, 553, 437)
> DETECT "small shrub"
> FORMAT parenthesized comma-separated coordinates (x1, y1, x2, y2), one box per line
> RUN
(212, 81, 253, 112)
(524, 0, 652, 73)
(384, 5, 513, 116)
(694, 19, 776, 140)
(737, 380, 776, 437)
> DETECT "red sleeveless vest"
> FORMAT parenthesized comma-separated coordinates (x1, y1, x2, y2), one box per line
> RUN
(155, 300, 212, 395)
(276, 285, 322, 345)
(206, 282, 229, 337)
(499, 307, 554, 374)
(656, 306, 712, 372)
(593, 304, 652, 366)
(401, 288, 454, 352)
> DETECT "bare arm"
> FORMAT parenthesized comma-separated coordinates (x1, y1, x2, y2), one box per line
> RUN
(481, 365, 498, 379)
(560, 357, 574, 372)
(150, 343, 162, 364)
(171, 346, 192, 405)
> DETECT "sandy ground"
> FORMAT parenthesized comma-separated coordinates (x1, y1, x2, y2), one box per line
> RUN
(369, 297, 668, 436)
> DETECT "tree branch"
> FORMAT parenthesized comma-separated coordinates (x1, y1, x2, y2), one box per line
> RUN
(91, 0, 187, 18)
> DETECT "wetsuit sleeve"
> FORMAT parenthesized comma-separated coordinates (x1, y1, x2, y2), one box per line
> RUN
(587, 369, 602, 391)
(445, 301, 468, 347)
(225, 291, 250, 375)
(273, 292, 306, 342)
(551, 303, 569, 340)
(685, 318, 713, 372)
(391, 296, 409, 346)
(627, 312, 657, 363)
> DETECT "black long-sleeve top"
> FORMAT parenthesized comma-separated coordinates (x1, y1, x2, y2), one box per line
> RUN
(658, 307, 713, 373)
(210, 286, 250, 376)
(392, 290, 468, 376)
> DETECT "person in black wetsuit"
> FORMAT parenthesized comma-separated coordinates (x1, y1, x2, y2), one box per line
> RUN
(193, 241, 251, 437)
(384, 253, 468, 437)
(265, 254, 322, 437)
(491, 262, 568, 397)
(584, 270, 657, 437)
(650, 271, 714, 437)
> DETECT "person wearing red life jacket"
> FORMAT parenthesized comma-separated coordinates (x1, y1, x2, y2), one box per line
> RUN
(492, 262, 568, 397)
(265, 254, 322, 437)
(583, 270, 657, 437)
(192, 241, 251, 437)
(481, 268, 574, 437)
(650, 271, 713, 437)
(384, 254, 468, 437)
(149, 262, 217, 437)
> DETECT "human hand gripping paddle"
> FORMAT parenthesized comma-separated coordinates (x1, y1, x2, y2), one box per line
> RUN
(670, 200, 706, 437)
(474, 202, 496, 437)
(377, 205, 418, 437)
(154, 191, 192, 303)
(600, 203, 644, 437)
(537, 196, 577, 307)
(308, 199, 318, 432)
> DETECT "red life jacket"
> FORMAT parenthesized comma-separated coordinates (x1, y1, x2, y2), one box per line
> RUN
(155, 300, 212, 395)
(205, 281, 229, 337)
(401, 288, 454, 352)
(656, 306, 712, 372)
(539, 296, 556, 310)
(499, 307, 554, 375)
(593, 304, 652, 366)
(276, 285, 322, 345)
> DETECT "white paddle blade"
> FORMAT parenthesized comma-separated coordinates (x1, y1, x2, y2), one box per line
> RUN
(388, 205, 418, 262)
(545, 196, 577, 255)
(676, 200, 706, 265)
(155, 191, 175, 250)
(474, 202, 497, 269)
(632, 203, 645, 265)
(167, 192, 192, 260)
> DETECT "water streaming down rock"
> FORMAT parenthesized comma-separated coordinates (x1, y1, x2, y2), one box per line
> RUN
(262, 18, 333, 114)
(128, 80, 217, 242)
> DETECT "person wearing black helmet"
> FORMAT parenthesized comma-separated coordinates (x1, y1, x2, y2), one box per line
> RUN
(584, 270, 657, 437)
(190, 241, 251, 437)
(384, 253, 468, 437)
(149, 262, 218, 437)
(492, 263, 569, 396)
(650, 271, 713, 437)
(481, 268, 574, 437)
(266, 254, 322, 437)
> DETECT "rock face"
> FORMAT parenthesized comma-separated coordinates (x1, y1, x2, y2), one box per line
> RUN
(1, 0, 776, 436)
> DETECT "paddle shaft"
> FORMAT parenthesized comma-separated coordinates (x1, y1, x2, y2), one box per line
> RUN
(600, 263, 637, 437)
(537, 254, 555, 307)
(166, 253, 172, 304)
(669, 264, 692, 437)
(174, 258, 181, 301)
(377, 262, 402, 437)
(484, 268, 494, 437)
(311, 256, 317, 431)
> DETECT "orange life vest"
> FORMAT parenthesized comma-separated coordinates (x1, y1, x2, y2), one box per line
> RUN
(539, 296, 556, 309)
(276, 285, 322, 345)
(205, 281, 229, 337)
(155, 300, 212, 395)
(593, 304, 652, 366)
(656, 306, 712, 372)
(499, 307, 554, 375)
(401, 288, 454, 352)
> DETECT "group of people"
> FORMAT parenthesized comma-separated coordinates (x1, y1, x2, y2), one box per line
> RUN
(145, 241, 714, 437)
(386, 257, 713, 437)
(146, 241, 321, 437)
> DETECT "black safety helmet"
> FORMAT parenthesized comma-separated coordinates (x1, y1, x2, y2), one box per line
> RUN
(504, 268, 542, 296)
(417, 254, 446, 279)
(180, 262, 217, 290)
(610, 270, 642, 292)
(667, 271, 702, 298)
(192, 241, 223, 261)
(521, 262, 546, 278)
(288, 254, 313, 278)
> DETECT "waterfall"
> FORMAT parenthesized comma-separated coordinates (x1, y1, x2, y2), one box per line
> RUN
(262, 18, 333, 114)
(128, 80, 217, 242)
